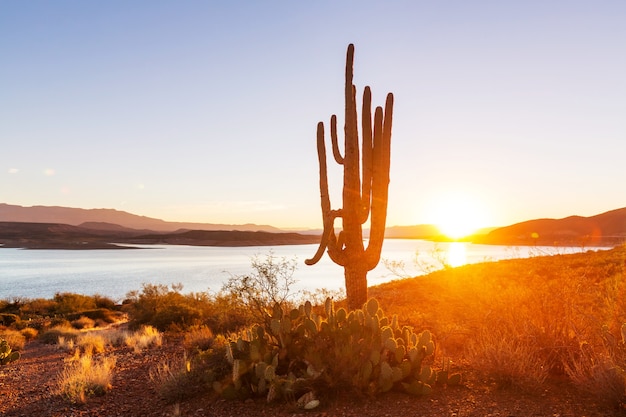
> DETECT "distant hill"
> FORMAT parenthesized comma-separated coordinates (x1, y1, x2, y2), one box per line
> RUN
(0, 221, 320, 249)
(0, 203, 281, 233)
(476, 207, 626, 246)
(383, 224, 440, 239)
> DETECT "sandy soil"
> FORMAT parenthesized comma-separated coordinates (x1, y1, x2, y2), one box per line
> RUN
(0, 336, 620, 417)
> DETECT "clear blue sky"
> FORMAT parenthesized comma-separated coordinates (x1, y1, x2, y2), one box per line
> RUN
(2, 1, 625, 230)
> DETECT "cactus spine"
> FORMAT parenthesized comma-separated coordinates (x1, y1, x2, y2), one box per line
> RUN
(306, 44, 394, 311)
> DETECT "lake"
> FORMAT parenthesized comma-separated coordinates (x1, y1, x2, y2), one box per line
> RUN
(0, 240, 609, 301)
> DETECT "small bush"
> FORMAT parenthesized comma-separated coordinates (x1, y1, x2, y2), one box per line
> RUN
(20, 327, 38, 341)
(103, 328, 131, 347)
(0, 329, 26, 351)
(467, 328, 548, 391)
(76, 333, 107, 355)
(39, 324, 79, 345)
(54, 293, 97, 315)
(92, 294, 117, 310)
(221, 252, 298, 323)
(71, 316, 96, 330)
(150, 354, 197, 403)
(151, 335, 231, 404)
(124, 284, 208, 331)
(183, 325, 214, 352)
(0, 313, 20, 326)
(58, 354, 116, 403)
(57, 336, 75, 352)
(125, 325, 162, 353)
(565, 326, 626, 408)
(66, 308, 125, 325)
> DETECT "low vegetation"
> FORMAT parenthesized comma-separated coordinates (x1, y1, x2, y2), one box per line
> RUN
(2, 246, 626, 410)
(57, 353, 116, 404)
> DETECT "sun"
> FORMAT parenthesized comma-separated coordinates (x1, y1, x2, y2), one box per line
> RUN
(427, 192, 489, 240)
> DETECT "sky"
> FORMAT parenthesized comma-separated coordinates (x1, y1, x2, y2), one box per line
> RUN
(1, 1, 625, 232)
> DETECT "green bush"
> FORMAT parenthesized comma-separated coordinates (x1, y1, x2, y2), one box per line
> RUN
(124, 284, 212, 331)
(53, 293, 97, 315)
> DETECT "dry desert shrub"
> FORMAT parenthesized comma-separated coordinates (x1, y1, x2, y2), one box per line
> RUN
(39, 323, 79, 344)
(150, 334, 230, 404)
(76, 332, 107, 355)
(467, 327, 548, 391)
(20, 327, 38, 341)
(371, 245, 626, 401)
(125, 325, 162, 353)
(564, 326, 626, 408)
(183, 325, 214, 352)
(0, 328, 26, 351)
(57, 353, 116, 403)
(71, 315, 96, 330)
(149, 354, 196, 403)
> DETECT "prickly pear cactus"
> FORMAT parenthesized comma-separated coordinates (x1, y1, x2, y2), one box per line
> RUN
(0, 338, 20, 365)
(219, 298, 447, 403)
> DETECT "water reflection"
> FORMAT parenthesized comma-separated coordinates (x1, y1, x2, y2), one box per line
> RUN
(447, 242, 467, 267)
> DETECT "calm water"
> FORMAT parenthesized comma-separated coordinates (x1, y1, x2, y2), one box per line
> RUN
(0, 240, 608, 301)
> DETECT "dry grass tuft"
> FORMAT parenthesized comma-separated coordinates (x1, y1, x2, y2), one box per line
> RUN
(57, 353, 116, 403)
(149, 354, 195, 403)
(125, 325, 162, 353)
(467, 328, 548, 391)
(76, 333, 107, 355)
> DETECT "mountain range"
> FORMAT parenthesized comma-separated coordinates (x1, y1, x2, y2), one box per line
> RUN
(1, 203, 625, 248)
(0, 203, 281, 233)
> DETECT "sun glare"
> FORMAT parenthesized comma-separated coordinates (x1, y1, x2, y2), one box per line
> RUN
(447, 242, 467, 267)
(427, 192, 489, 240)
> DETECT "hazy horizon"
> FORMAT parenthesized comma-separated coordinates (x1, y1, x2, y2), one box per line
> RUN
(2, 2, 625, 234)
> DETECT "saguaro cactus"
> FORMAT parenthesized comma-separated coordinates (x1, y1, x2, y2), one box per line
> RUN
(306, 44, 394, 311)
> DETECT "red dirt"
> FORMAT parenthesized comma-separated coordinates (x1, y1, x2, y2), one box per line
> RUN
(1, 337, 621, 417)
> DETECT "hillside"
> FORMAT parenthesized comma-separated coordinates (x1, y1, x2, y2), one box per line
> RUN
(476, 207, 626, 246)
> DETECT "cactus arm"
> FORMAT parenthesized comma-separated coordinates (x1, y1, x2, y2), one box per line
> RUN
(359, 86, 373, 224)
(306, 122, 334, 266)
(364, 93, 393, 271)
(330, 115, 344, 164)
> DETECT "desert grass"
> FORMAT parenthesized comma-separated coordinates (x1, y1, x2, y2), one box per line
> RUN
(57, 353, 116, 403)
(57, 331, 108, 353)
(124, 325, 162, 353)
(70, 315, 96, 330)
(370, 245, 626, 398)
(183, 325, 214, 352)
(149, 353, 195, 403)
(39, 323, 80, 345)
(76, 332, 107, 355)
